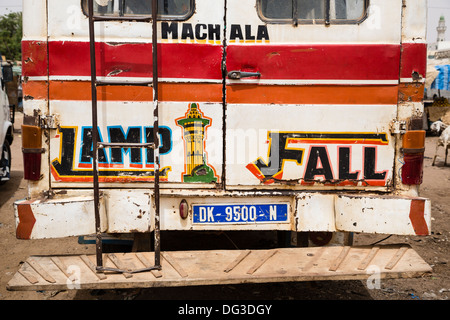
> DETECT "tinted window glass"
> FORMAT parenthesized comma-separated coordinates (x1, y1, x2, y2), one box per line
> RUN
(259, 0, 367, 23)
(83, 0, 193, 19)
(333, 0, 365, 20)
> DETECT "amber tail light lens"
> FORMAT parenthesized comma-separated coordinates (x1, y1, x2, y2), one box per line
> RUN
(401, 130, 425, 185)
(22, 125, 43, 181)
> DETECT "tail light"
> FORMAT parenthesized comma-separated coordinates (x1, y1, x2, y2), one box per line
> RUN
(401, 130, 425, 185)
(179, 199, 189, 219)
(22, 125, 43, 181)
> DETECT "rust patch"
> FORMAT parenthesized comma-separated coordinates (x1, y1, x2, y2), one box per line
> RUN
(291, 48, 317, 53)
(398, 83, 424, 103)
(16, 202, 36, 240)
(266, 52, 280, 59)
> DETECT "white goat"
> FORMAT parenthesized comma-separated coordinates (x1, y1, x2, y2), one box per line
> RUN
(430, 120, 448, 136)
(432, 126, 450, 166)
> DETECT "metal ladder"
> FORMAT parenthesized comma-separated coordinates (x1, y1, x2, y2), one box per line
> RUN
(87, 0, 161, 274)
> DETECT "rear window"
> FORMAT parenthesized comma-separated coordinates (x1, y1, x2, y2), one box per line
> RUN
(258, 0, 369, 24)
(82, 0, 194, 20)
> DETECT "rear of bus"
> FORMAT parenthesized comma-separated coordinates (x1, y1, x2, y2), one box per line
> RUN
(8, 0, 432, 290)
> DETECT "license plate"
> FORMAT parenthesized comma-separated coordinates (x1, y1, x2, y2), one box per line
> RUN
(192, 203, 289, 224)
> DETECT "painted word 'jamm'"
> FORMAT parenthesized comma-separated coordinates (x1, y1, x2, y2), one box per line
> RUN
(78, 126, 172, 165)
(161, 22, 270, 42)
(50, 126, 173, 182)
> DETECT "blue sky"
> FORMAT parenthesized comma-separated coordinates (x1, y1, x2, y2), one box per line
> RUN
(1, 0, 450, 44)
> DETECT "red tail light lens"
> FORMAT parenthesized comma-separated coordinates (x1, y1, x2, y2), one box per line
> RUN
(22, 125, 42, 181)
(23, 152, 42, 180)
(401, 130, 425, 185)
(179, 199, 188, 219)
(401, 153, 424, 185)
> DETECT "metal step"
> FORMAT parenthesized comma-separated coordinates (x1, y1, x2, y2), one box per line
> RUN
(97, 142, 156, 149)
(7, 244, 431, 291)
(92, 15, 152, 22)
(95, 80, 153, 87)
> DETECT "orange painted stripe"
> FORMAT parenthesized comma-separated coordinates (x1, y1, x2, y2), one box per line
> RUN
(24, 81, 223, 102)
(22, 81, 48, 100)
(409, 199, 429, 235)
(16, 202, 36, 240)
(227, 85, 399, 105)
(24, 81, 399, 105)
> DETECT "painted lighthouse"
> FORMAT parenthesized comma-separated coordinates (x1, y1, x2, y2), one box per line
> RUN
(176, 103, 217, 183)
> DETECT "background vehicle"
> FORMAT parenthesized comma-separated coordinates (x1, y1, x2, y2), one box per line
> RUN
(8, 0, 432, 291)
(0, 59, 14, 185)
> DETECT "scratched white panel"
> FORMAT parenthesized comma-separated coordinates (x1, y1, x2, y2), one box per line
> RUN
(14, 196, 107, 239)
(23, 0, 47, 41)
(296, 194, 337, 232)
(105, 189, 151, 233)
(335, 195, 432, 235)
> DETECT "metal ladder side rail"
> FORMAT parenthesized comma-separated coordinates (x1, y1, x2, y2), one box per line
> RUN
(87, 0, 162, 274)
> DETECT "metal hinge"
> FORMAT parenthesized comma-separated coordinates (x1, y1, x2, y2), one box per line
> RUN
(390, 120, 407, 135)
(39, 114, 59, 129)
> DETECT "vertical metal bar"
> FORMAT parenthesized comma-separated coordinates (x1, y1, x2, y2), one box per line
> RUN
(325, 0, 331, 26)
(88, 0, 103, 268)
(292, 0, 298, 27)
(163, 0, 169, 15)
(152, 0, 161, 268)
(119, 0, 125, 16)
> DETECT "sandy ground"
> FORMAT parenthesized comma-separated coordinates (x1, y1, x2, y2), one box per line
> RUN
(0, 112, 449, 301)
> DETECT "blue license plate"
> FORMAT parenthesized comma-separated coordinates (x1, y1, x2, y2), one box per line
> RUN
(192, 203, 289, 224)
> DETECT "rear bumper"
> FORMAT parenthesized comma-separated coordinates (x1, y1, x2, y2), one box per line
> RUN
(14, 190, 431, 239)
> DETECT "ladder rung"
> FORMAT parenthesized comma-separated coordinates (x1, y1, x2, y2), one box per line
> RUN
(97, 142, 155, 149)
(92, 15, 152, 22)
(96, 80, 152, 87)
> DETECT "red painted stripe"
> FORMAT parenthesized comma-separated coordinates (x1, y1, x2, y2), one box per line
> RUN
(23, 40, 402, 81)
(400, 42, 427, 79)
(409, 199, 429, 235)
(46, 41, 223, 79)
(226, 44, 401, 80)
(22, 40, 48, 77)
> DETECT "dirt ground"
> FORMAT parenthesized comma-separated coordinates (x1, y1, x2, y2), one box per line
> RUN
(0, 112, 449, 301)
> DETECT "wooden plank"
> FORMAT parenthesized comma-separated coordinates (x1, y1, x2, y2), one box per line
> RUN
(7, 246, 432, 292)
(50, 257, 71, 278)
(79, 255, 107, 280)
(162, 252, 188, 278)
(135, 252, 162, 278)
(357, 246, 380, 271)
(107, 253, 133, 278)
(18, 268, 39, 284)
(27, 258, 56, 283)
(303, 247, 326, 272)
(247, 250, 278, 275)
(224, 250, 251, 273)
(329, 246, 351, 272)
(385, 246, 409, 270)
